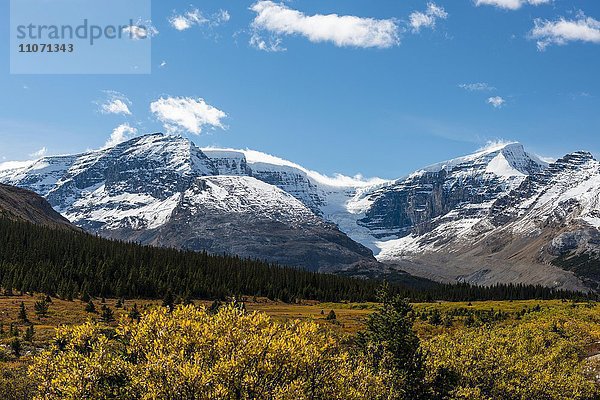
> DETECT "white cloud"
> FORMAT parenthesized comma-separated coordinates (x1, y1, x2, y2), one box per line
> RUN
(530, 13, 600, 51)
(250, 33, 286, 52)
(216, 10, 231, 24)
(459, 82, 496, 91)
(104, 124, 138, 148)
(487, 96, 506, 108)
(474, 0, 551, 10)
(101, 99, 131, 115)
(150, 96, 227, 135)
(100, 91, 132, 115)
(123, 20, 159, 39)
(169, 8, 207, 31)
(29, 147, 47, 158)
(409, 3, 448, 33)
(250, 1, 400, 49)
(477, 140, 517, 152)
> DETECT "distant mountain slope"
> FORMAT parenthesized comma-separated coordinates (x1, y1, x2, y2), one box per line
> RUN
(2, 134, 599, 290)
(0, 134, 378, 272)
(103, 175, 377, 272)
(0, 183, 74, 229)
(376, 150, 600, 291)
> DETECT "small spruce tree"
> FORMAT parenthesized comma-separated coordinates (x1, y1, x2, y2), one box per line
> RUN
(85, 300, 96, 313)
(162, 291, 175, 311)
(10, 338, 21, 358)
(208, 300, 222, 315)
(24, 324, 35, 342)
(18, 301, 28, 323)
(100, 305, 115, 323)
(128, 303, 141, 322)
(34, 299, 49, 319)
(428, 309, 442, 326)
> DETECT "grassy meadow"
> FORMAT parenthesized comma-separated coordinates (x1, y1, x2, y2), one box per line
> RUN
(1, 295, 600, 399)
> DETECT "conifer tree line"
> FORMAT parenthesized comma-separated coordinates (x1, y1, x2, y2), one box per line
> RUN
(0, 217, 593, 302)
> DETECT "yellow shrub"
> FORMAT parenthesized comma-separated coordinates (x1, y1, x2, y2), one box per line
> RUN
(30, 305, 392, 400)
(423, 310, 600, 400)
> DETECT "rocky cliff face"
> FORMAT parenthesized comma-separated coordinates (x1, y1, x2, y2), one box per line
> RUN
(358, 143, 546, 240)
(374, 149, 600, 291)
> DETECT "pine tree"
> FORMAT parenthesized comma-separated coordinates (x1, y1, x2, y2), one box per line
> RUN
(34, 299, 49, 319)
(24, 324, 35, 342)
(162, 291, 174, 311)
(85, 300, 96, 313)
(128, 303, 141, 322)
(356, 285, 433, 399)
(18, 301, 28, 323)
(10, 338, 21, 358)
(100, 305, 115, 323)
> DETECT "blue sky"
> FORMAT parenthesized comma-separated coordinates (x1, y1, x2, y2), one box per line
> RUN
(1, 0, 599, 179)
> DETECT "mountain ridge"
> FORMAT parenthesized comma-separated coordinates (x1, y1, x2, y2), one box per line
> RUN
(1, 133, 598, 291)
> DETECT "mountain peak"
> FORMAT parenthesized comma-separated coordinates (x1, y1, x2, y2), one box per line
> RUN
(417, 141, 546, 178)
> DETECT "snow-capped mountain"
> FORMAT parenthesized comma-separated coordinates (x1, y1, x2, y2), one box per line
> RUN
(1, 133, 599, 290)
(372, 147, 600, 291)
(0, 134, 378, 272)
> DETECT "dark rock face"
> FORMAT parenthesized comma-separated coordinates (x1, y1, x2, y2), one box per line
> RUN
(359, 170, 506, 238)
(358, 143, 546, 240)
(0, 183, 76, 230)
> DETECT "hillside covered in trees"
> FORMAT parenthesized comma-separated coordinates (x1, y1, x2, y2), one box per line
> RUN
(0, 216, 592, 302)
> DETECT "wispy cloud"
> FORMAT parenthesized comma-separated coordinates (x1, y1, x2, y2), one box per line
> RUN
(249, 1, 400, 50)
(123, 19, 158, 39)
(487, 96, 506, 108)
(169, 8, 231, 31)
(104, 124, 138, 148)
(250, 34, 285, 52)
(150, 96, 227, 135)
(530, 12, 600, 51)
(29, 147, 47, 158)
(409, 3, 448, 33)
(215, 10, 231, 24)
(99, 91, 132, 116)
(474, 0, 551, 11)
(169, 8, 207, 31)
(477, 139, 517, 152)
(459, 82, 496, 91)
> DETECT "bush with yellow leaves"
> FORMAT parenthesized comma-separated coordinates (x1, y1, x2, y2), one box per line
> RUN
(29, 304, 393, 400)
(422, 308, 600, 400)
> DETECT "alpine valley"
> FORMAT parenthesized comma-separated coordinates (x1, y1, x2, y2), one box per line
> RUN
(2, 133, 599, 292)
